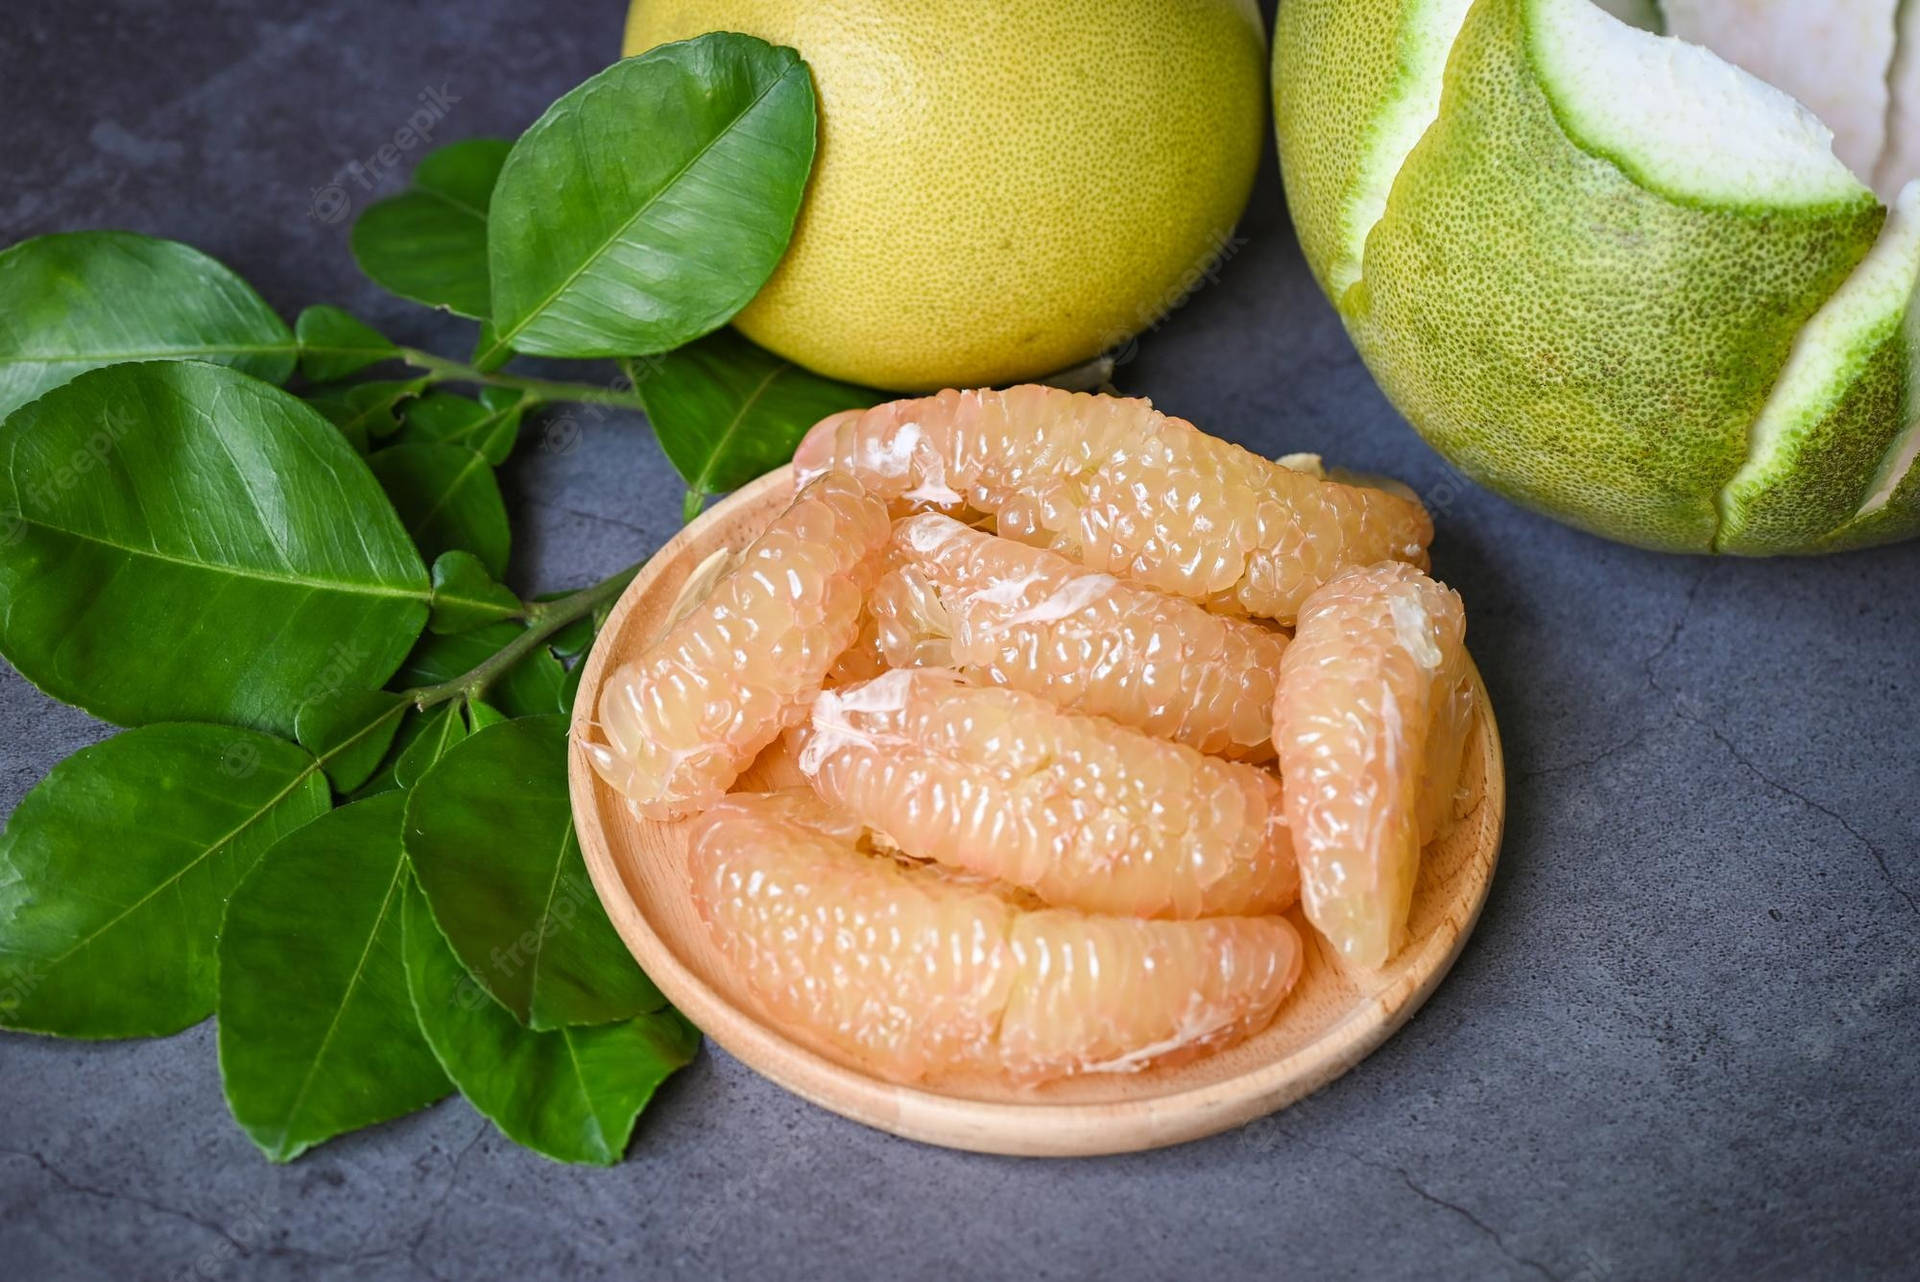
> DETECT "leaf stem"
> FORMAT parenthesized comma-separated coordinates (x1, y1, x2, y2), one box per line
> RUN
(398, 347, 650, 411)
(407, 561, 640, 708)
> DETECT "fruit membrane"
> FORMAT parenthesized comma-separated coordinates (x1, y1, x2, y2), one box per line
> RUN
(584, 474, 890, 821)
(792, 384, 1433, 622)
(1273, 561, 1471, 969)
(791, 668, 1298, 919)
(688, 789, 1303, 1084)
(868, 512, 1289, 759)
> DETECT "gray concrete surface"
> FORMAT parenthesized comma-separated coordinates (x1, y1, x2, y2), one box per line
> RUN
(2, 2, 1915, 1279)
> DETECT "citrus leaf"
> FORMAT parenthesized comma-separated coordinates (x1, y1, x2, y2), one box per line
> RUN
(398, 389, 525, 466)
(428, 550, 523, 634)
(465, 698, 508, 731)
(538, 590, 613, 660)
(545, 614, 595, 660)
(369, 442, 511, 578)
(351, 138, 511, 319)
(394, 623, 566, 719)
(0, 725, 329, 1038)
(394, 704, 469, 792)
(0, 361, 430, 734)
(295, 689, 410, 793)
(307, 377, 428, 449)
(637, 329, 879, 518)
(295, 305, 397, 383)
(471, 321, 512, 373)
(217, 793, 449, 1161)
(401, 876, 696, 1165)
(0, 231, 295, 420)
(559, 659, 586, 715)
(346, 707, 435, 801)
(405, 716, 663, 1029)
(488, 34, 816, 357)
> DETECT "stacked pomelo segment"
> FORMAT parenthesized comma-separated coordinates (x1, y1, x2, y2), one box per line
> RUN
(583, 387, 1479, 1086)
(1274, 0, 1920, 554)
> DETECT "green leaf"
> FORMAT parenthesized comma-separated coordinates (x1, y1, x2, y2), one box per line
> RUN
(0, 725, 329, 1038)
(351, 138, 512, 319)
(405, 716, 663, 1029)
(0, 361, 430, 734)
(0, 231, 295, 421)
(217, 793, 449, 1161)
(488, 35, 816, 358)
(394, 704, 469, 792)
(465, 698, 508, 731)
(369, 442, 511, 579)
(546, 616, 594, 660)
(539, 591, 613, 660)
(559, 658, 586, 715)
(295, 305, 397, 383)
(401, 877, 696, 1165)
(346, 707, 431, 801)
(398, 388, 525, 466)
(394, 623, 566, 719)
(471, 322, 512, 373)
(637, 329, 878, 518)
(307, 377, 428, 449)
(428, 550, 523, 634)
(295, 689, 410, 793)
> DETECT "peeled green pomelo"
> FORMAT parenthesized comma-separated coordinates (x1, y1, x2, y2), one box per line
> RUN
(1274, 0, 1920, 554)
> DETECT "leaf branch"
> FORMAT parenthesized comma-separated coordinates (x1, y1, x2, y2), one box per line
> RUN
(398, 348, 649, 412)
(405, 561, 639, 709)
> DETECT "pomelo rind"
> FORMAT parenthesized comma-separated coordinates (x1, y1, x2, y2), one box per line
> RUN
(1718, 181, 1920, 553)
(1323, 0, 1477, 297)
(1343, 0, 1884, 551)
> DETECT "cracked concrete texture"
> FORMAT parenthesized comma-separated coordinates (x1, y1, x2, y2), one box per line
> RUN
(1, 1, 1916, 1279)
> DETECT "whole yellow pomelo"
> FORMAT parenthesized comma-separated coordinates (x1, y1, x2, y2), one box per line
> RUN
(625, 0, 1267, 392)
(1274, 0, 1920, 555)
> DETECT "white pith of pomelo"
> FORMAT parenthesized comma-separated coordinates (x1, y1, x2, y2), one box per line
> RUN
(1662, 0, 1897, 186)
(1274, 0, 1920, 554)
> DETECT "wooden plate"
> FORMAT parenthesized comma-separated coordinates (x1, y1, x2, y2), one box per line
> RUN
(568, 466, 1506, 1157)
